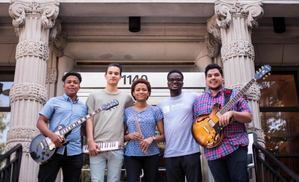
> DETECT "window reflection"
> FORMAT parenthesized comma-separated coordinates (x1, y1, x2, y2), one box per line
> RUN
(0, 112, 10, 153)
(258, 74, 298, 107)
(0, 82, 12, 107)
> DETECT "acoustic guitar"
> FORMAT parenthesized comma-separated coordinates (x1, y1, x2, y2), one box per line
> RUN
(192, 65, 271, 148)
(29, 99, 119, 163)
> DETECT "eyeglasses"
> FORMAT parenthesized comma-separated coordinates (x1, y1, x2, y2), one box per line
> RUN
(168, 78, 183, 82)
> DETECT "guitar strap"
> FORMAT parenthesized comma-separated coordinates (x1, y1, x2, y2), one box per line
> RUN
(213, 88, 232, 133)
(224, 88, 232, 106)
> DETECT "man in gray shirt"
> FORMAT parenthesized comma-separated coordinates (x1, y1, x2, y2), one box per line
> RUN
(86, 63, 134, 182)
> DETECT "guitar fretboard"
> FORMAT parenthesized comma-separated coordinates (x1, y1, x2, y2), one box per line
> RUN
(82, 141, 121, 153)
(58, 109, 102, 135)
(219, 78, 255, 115)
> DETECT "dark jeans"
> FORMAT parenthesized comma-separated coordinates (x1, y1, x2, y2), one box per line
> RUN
(165, 152, 202, 182)
(124, 154, 160, 182)
(38, 153, 83, 182)
(208, 146, 249, 182)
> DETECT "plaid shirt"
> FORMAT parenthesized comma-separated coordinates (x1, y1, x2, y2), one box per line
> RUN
(193, 88, 251, 160)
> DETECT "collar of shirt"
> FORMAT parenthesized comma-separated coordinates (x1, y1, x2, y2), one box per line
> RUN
(206, 87, 225, 98)
(63, 93, 79, 104)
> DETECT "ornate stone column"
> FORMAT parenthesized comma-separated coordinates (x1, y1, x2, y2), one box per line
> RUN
(215, 0, 264, 143)
(8, 1, 59, 181)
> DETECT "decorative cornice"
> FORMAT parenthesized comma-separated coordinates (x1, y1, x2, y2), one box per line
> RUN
(215, 0, 263, 29)
(16, 40, 49, 61)
(9, 82, 47, 104)
(221, 40, 254, 62)
(9, 0, 59, 30)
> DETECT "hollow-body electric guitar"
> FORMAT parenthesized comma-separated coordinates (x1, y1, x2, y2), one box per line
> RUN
(192, 65, 271, 148)
(29, 99, 119, 163)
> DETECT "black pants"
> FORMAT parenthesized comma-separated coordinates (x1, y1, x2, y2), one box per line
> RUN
(38, 153, 83, 182)
(165, 152, 202, 182)
(124, 154, 160, 182)
(208, 146, 249, 182)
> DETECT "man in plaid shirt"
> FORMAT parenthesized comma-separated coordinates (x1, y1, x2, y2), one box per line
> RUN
(193, 64, 252, 182)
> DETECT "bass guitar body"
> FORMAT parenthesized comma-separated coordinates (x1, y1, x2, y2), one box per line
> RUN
(29, 134, 56, 164)
(192, 103, 224, 149)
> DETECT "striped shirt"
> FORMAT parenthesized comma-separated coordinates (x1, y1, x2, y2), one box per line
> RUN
(193, 88, 251, 160)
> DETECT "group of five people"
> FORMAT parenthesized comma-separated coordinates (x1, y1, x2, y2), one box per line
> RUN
(36, 63, 252, 182)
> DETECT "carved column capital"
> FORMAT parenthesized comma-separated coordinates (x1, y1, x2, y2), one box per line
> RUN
(9, 0, 59, 30)
(215, 0, 263, 29)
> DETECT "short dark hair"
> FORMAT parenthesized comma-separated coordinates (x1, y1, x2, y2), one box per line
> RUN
(167, 69, 184, 80)
(62, 72, 82, 83)
(205, 64, 223, 76)
(105, 63, 123, 75)
(131, 78, 151, 100)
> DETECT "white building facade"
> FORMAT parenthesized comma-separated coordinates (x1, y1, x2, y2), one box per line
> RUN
(0, 0, 299, 181)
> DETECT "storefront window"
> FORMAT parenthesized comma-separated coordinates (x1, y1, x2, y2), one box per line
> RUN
(258, 73, 299, 174)
(0, 81, 12, 153)
(259, 74, 298, 107)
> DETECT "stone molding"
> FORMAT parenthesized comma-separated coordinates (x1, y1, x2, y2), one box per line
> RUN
(231, 83, 261, 101)
(221, 40, 254, 62)
(207, 15, 221, 58)
(9, 0, 59, 30)
(50, 20, 67, 57)
(16, 40, 49, 61)
(6, 128, 39, 153)
(9, 82, 47, 104)
(46, 68, 57, 84)
(215, 0, 263, 29)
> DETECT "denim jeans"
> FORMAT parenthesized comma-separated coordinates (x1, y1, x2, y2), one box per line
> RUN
(89, 149, 124, 182)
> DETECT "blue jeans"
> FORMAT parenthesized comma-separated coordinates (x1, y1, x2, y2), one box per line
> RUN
(208, 146, 249, 182)
(89, 150, 124, 182)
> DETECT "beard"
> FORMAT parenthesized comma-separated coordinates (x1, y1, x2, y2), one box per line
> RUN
(209, 84, 222, 91)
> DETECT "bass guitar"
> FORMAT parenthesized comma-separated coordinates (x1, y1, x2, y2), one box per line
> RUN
(29, 99, 119, 163)
(192, 65, 271, 148)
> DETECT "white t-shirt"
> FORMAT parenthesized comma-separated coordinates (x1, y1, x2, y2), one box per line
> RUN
(158, 92, 200, 158)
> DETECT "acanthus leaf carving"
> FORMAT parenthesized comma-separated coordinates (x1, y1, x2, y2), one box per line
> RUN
(9, 82, 48, 104)
(9, 0, 59, 30)
(16, 40, 49, 61)
(221, 40, 254, 62)
(215, 0, 263, 30)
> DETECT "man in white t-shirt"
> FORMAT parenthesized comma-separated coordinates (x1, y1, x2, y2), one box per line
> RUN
(158, 70, 202, 182)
